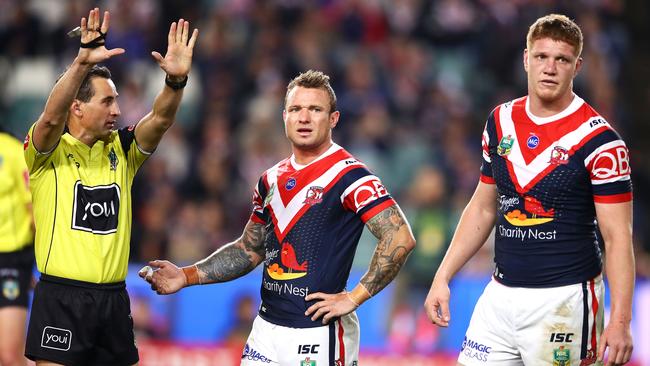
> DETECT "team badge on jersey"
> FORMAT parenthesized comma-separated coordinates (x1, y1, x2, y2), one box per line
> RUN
(497, 135, 514, 156)
(109, 148, 118, 171)
(300, 357, 316, 366)
(23, 133, 29, 150)
(304, 186, 324, 206)
(2, 279, 19, 300)
(553, 346, 571, 366)
(526, 134, 540, 149)
(549, 146, 569, 165)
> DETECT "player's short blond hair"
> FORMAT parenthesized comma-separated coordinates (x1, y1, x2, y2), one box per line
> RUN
(527, 14, 583, 57)
(285, 70, 337, 113)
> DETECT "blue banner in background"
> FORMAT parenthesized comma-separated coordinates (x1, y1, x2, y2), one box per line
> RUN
(125, 264, 489, 351)
(126, 264, 649, 357)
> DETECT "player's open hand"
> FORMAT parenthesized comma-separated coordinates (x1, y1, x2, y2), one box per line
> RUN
(598, 320, 633, 365)
(424, 279, 451, 327)
(77, 8, 125, 65)
(305, 291, 358, 325)
(151, 19, 199, 78)
(138, 260, 186, 295)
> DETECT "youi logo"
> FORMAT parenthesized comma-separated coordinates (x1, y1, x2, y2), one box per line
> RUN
(41, 326, 72, 351)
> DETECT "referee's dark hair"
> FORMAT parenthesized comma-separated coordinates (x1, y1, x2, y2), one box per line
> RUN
(77, 66, 112, 102)
(56, 65, 112, 103)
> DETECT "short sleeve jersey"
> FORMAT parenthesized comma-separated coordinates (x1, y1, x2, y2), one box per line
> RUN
(250, 144, 396, 328)
(480, 95, 632, 287)
(24, 124, 149, 283)
(0, 133, 33, 252)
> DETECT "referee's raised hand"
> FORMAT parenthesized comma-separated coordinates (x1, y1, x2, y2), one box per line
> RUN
(77, 8, 125, 65)
(151, 19, 199, 80)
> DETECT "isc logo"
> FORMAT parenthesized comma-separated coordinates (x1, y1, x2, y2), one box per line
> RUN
(589, 118, 608, 128)
(72, 182, 121, 234)
(550, 332, 574, 343)
(298, 344, 320, 354)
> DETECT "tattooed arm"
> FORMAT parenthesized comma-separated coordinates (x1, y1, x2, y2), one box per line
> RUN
(305, 204, 415, 324)
(194, 220, 267, 283)
(139, 219, 267, 294)
(358, 204, 416, 296)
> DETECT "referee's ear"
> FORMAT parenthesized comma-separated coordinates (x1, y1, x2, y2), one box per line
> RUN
(71, 100, 83, 118)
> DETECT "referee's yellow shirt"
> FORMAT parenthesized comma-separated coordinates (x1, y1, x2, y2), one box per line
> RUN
(24, 124, 149, 283)
(0, 132, 33, 253)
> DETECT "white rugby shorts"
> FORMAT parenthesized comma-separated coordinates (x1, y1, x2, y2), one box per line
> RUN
(458, 276, 603, 366)
(241, 313, 360, 366)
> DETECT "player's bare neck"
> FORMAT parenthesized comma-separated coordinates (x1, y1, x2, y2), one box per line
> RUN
(293, 142, 333, 165)
(528, 93, 575, 118)
(68, 124, 99, 147)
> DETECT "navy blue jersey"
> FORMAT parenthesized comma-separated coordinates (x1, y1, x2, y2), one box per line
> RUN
(250, 144, 395, 327)
(480, 95, 632, 287)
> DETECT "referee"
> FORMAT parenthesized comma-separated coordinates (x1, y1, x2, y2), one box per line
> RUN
(0, 127, 34, 366)
(23, 8, 198, 366)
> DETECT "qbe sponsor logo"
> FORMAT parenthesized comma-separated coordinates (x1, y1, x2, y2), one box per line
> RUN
(350, 178, 388, 210)
(41, 326, 72, 351)
(591, 146, 631, 181)
(461, 336, 491, 362)
(72, 181, 120, 234)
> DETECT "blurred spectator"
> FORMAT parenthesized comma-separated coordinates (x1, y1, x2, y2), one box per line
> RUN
(224, 294, 257, 347)
(131, 293, 171, 340)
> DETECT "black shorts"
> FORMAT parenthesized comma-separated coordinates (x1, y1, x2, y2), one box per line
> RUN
(25, 274, 139, 366)
(0, 245, 34, 308)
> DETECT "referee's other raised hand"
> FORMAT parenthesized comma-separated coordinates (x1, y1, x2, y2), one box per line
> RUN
(77, 8, 125, 65)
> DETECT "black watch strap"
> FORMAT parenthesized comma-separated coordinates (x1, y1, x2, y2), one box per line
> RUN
(165, 75, 188, 90)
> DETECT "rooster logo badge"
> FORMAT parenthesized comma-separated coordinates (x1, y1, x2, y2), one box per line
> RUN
(304, 186, 323, 206)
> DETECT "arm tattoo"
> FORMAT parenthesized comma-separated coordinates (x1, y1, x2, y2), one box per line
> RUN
(361, 205, 412, 296)
(196, 221, 267, 283)
(241, 221, 267, 258)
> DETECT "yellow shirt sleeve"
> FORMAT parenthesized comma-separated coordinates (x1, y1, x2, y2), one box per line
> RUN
(24, 123, 58, 178)
(0, 133, 33, 250)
